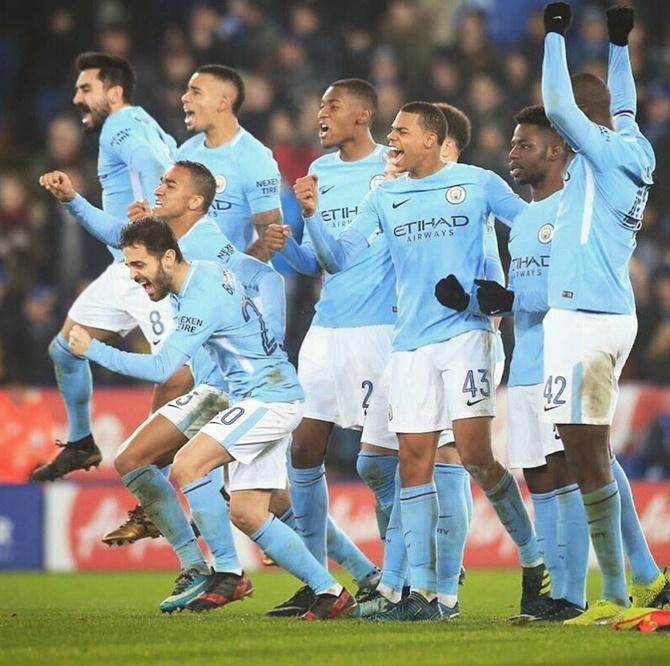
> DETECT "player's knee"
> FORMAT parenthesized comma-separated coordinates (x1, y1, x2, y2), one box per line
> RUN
(463, 463, 492, 488)
(290, 434, 323, 468)
(229, 503, 264, 536)
(356, 452, 385, 492)
(48, 334, 74, 363)
(114, 445, 144, 477)
(171, 451, 191, 486)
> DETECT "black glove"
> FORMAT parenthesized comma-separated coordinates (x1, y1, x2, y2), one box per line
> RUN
(474, 279, 515, 315)
(435, 274, 470, 312)
(606, 5, 634, 46)
(544, 2, 572, 36)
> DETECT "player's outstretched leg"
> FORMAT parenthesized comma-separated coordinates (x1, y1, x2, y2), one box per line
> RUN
(610, 456, 670, 608)
(32, 333, 101, 482)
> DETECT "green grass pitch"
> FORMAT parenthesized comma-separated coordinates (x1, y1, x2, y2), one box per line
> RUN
(2, 570, 668, 665)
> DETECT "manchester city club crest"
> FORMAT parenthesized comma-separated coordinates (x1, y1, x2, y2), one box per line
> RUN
(538, 223, 554, 244)
(370, 174, 385, 189)
(215, 175, 227, 193)
(446, 186, 466, 204)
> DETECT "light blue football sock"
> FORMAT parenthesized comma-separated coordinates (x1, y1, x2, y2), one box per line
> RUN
(288, 462, 328, 567)
(530, 490, 561, 599)
(356, 451, 398, 540)
(400, 482, 438, 594)
(122, 465, 206, 572)
(279, 507, 298, 531)
(48, 334, 93, 442)
(485, 470, 541, 567)
(556, 483, 589, 608)
(378, 471, 406, 600)
(182, 476, 241, 574)
(251, 515, 338, 595)
(582, 482, 629, 606)
(326, 516, 377, 584)
(611, 457, 660, 586)
(435, 464, 468, 601)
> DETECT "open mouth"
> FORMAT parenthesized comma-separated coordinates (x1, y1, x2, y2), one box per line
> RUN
(509, 163, 523, 178)
(388, 146, 404, 166)
(76, 105, 93, 128)
(318, 123, 330, 139)
(184, 109, 195, 127)
(136, 277, 154, 297)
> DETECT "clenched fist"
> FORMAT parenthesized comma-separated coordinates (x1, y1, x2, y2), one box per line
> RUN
(39, 171, 76, 202)
(68, 325, 92, 357)
(128, 200, 153, 222)
(265, 223, 292, 252)
(293, 174, 319, 218)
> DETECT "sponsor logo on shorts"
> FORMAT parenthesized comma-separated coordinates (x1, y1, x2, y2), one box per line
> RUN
(543, 404, 562, 412)
(446, 186, 466, 205)
(466, 397, 486, 407)
(561, 290, 574, 299)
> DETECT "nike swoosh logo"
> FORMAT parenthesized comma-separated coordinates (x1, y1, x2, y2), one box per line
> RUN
(544, 404, 562, 412)
(319, 185, 335, 195)
(392, 199, 410, 209)
(152, 339, 161, 346)
(466, 398, 486, 407)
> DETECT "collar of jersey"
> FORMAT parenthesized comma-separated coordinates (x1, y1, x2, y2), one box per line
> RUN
(201, 126, 246, 151)
(177, 262, 198, 298)
(334, 143, 385, 164)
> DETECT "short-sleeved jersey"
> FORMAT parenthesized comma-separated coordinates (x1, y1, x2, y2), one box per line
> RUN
(165, 261, 302, 404)
(507, 192, 561, 387)
(176, 128, 281, 251)
(308, 162, 525, 351)
(98, 106, 176, 260)
(307, 145, 395, 327)
(543, 34, 655, 314)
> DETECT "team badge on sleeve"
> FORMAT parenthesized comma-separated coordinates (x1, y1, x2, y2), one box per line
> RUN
(215, 175, 227, 193)
(370, 174, 385, 189)
(538, 223, 554, 244)
(446, 186, 466, 204)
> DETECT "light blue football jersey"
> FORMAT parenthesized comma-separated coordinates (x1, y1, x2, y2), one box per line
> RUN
(304, 162, 526, 351)
(307, 145, 395, 327)
(542, 36, 654, 315)
(87, 260, 303, 404)
(178, 217, 286, 391)
(176, 128, 281, 251)
(507, 192, 561, 387)
(98, 106, 176, 260)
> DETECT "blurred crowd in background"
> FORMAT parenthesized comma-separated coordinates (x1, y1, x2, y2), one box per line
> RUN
(1, 0, 670, 475)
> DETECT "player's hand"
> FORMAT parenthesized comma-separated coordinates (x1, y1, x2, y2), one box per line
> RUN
(606, 6, 634, 46)
(474, 279, 515, 315)
(128, 200, 153, 222)
(544, 2, 572, 36)
(68, 325, 92, 357)
(38, 171, 76, 202)
(294, 175, 319, 218)
(265, 223, 292, 252)
(435, 274, 470, 312)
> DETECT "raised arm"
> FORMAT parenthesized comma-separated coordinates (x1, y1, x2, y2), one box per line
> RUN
(606, 7, 637, 129)
(39, 171, 124, 247)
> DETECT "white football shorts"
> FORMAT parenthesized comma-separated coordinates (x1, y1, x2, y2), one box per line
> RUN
(543, 309, 637, 426)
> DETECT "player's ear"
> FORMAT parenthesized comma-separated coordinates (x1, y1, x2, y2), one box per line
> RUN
(107, 84, 124, 106)
(357, 107, 372, 126)
(188, 194, 203, 211)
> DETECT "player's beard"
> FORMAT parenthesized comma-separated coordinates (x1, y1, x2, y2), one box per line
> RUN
(148, 266, 172, 302)
(76, 99, 112, 133)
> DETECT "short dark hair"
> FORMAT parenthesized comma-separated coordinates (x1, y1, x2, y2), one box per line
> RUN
(571, 72, 611, 115)
(330, 78, 378, 118)
(119, 217, 184, 261)
(196, 64, 245, 116)
(75, 51, 136, 103)
(400, 101, 447, 144)
(173, 160, 216, 212)
(433, 103, 471, 153)
(514, 104, 552, 129)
